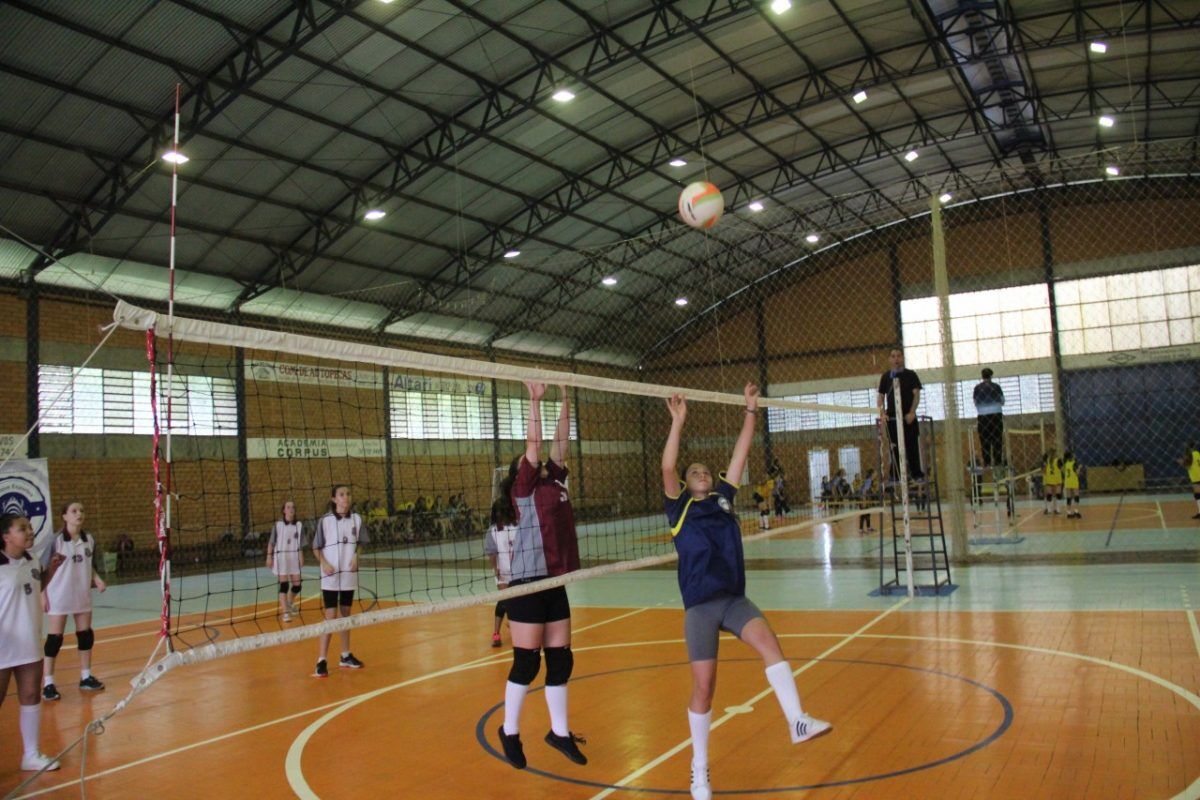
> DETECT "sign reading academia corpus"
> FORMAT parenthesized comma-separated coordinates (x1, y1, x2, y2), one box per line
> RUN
(246, 437, 386, 460)
(247, 360, 490, 396)
(0, 458, 53, 566)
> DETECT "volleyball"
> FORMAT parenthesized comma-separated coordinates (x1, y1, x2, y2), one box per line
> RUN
(678, 181, 725, 229)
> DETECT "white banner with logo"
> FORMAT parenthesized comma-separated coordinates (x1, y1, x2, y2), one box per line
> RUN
(246, 438, 386, 460)
(0, 458, 54, 565)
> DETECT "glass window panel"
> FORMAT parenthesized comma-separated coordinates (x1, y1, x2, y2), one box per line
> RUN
(950, 316, 975, 342)
(1136, 295, 1166, 322)
(1135, 270, 1164, 296)
(1163, 267, 1189, 293)
(1056, 305, 1082, 331)
(1109, 323, 1140, 350)
(1189, 264, 1200, 290)
(1054, 281, 1079, 305)
(1169, 318, 1194, 346)
(1083, 327, 1112, 353)
(1140, 321, 1169, 349)
(1166, 293, 1190, 319)
(955, 340, 979, 365)
(1078, 277, 1108, 303)
(1109, 298, 1138, 325)
(1107, 273, 1138, 299)
(1080, 303, 1110, 328)
(978, 337, 1004, 363)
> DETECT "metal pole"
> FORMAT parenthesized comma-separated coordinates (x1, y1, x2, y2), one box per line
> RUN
(893, 380, 914, 598)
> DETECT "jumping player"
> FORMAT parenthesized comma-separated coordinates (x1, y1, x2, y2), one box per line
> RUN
(496, 382, 587, 770)
(662, 384, 831, 800)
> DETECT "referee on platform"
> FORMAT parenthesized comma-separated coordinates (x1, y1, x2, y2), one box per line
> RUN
(877, 348, 924, 483)
(973, 368, 1006, 467)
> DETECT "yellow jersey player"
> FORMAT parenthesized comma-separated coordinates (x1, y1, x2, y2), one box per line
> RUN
(1062, 452, 1083, 519)
(1180, 442, 1200, 519)
(1042, 449, 1063, 515)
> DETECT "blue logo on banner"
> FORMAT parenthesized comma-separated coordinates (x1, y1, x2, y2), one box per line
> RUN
(0, 476, 50, 539)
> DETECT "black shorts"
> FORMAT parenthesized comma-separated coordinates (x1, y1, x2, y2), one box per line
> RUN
(322, 589, 355, 609)
(505, 579, 570, 624)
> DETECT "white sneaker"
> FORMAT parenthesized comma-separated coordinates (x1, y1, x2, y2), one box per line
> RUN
(790, 713, 832, 744)
(690, 763, 712, 800)
(282, 612, 291, 622)
(21, 752, 61, 772)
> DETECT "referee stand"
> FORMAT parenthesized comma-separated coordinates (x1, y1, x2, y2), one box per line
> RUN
(876, 412, 953, 596)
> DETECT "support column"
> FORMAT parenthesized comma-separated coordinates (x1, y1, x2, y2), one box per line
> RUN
(930, 198, 968, 560)
(1038, 202, 1068, 451)
(234, 347, 250, 536)
(382, 366, 395, 517)
(23, 275, 39, 458)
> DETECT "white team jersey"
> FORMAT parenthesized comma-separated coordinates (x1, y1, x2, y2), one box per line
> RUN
(268, 521, 305, 577)
(313, 513, 366, 591)
(0, 552, 43, 669)
(45, 532, 98, 615)
(483, 523, 518, 586)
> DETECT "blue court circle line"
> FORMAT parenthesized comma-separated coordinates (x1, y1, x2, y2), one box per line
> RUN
(473, 656, 1014, 795)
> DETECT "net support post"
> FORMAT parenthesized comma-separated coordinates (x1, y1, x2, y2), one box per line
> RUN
(930, 195, 969, 561)
(892, 380, 914, 598)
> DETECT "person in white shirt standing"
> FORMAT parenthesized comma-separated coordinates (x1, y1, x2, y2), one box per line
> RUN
(1, 513, 61, 772)
(267, 500, 305, 622)
(483, 489, 519, 647)
(42, 501, 106, 701)
(312, 485, 367, 677)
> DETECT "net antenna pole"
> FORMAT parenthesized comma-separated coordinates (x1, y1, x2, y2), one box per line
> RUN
(892, 380, 914, 598)
(157, 83, 182, 643)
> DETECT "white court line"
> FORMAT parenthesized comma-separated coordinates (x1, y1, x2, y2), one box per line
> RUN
(17, 615, 1200, 800)
(1183, 587, 1200, 661)
(586, 597, 910, 800)
(1157, 500, 1168, 533)
(8, 605, 654, 799)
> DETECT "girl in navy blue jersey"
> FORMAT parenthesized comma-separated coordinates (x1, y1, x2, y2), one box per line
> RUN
(662, 384, 830, 800)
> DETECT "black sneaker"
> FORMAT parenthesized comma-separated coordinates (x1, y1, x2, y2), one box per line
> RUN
(544, 730, 588, 765)
(339, 653, 364, 669)
(42, 683, 61, 701)
(498, 725, 526, 769)
(79, 676, 105, 691)
(313, 659, 328, 678)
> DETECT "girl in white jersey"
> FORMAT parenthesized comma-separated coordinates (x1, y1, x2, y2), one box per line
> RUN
(267, 500, 305, 622)
(312, 485, 367, 677)
(484, 490, 519, 647)
(1, 514, 61, 772)
(42, 501, 106, 701)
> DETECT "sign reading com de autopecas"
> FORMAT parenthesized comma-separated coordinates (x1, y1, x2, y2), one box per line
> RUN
(246, 360, 490, 397)
(245, 438, 386, 460)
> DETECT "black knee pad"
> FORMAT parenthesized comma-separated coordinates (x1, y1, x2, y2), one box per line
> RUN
(1194, 492, 1199, 501)
(290, 582, 301, 594)
(279, 581, 290, 594)
(507, 647, 540, 686)
(544, 646, 573, 686)
(44, 633, 64, 658)
(77, 629, 95, 651)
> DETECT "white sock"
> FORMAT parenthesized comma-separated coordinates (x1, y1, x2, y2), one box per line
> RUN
(19, 704, 40, 757)
(81, 669, 91, 680)
(688, 708, 711, 766)
(765, 661, 803, 724)
(340, 651, 350, 659)
(504, 680, 529, 735)
(43, 675, 54, 687)
(545, 685, 569, 737)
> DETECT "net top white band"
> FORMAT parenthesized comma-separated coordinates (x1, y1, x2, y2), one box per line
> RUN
(113, 300, 867, 414)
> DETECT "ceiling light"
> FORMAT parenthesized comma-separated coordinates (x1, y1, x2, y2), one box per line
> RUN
(1105, 165, 1120, 176)
(669, 159, 687, 167)
(904, 150, 919, 162)
(503, 250, 521, 258)
(551, 89, 575, 103)
(601, 276, 618, 286)
(805, 233, 820, 244)
(675, 297, 689, 307)
(770, 0, 791, 13)
(1098, 115, 1115, 128)
(1090, 41, 1107, 54)
(363, 209, 386, 221)
(852, 90, 868, 104)
(161, 150, 188, 164)
(939, 193, 953, 204)
(748, 201, 764, 212)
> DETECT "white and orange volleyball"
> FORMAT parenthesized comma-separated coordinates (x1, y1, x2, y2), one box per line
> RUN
(678, 181, 725, 229)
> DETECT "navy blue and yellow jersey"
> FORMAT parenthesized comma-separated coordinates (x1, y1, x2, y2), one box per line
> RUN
(664, 473, 746, 609)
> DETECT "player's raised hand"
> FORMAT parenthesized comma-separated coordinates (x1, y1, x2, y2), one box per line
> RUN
(666, 394, 688, 423)
(524, 381, 546, 401)
(744, 383, 760, 411)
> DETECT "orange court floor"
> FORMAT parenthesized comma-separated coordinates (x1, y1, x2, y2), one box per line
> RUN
(2, 584, 1199, 800)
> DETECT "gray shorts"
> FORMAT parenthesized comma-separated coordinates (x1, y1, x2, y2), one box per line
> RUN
(684, 594, 765, 662)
